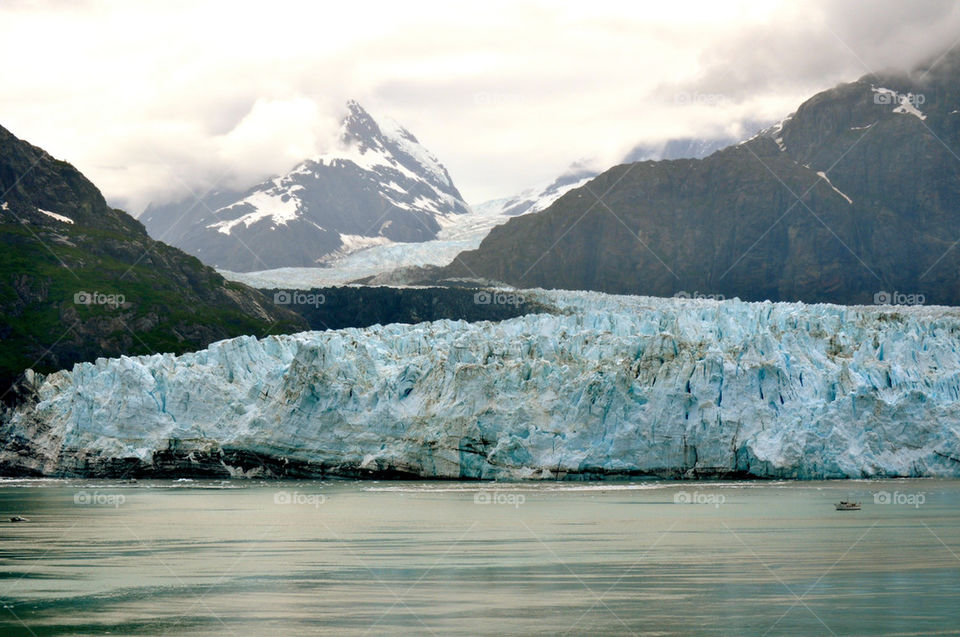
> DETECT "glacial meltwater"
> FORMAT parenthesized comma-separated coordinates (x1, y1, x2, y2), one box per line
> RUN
(0, 479, 958, 636)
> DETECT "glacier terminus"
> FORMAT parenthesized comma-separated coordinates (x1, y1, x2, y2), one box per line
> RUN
(2, 290, 959, 480)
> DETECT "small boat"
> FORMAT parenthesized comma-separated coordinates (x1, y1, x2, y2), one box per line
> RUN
(835, 501, 861, 511)
(9, 516, 29, 522)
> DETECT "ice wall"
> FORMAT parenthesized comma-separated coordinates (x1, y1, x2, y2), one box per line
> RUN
(3, 291, 959, 479)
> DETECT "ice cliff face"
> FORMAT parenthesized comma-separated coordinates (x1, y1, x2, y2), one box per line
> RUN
(3, 291, 960, 479)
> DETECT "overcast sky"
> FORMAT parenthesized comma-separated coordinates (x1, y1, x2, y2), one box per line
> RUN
(2, 0, 960, 211)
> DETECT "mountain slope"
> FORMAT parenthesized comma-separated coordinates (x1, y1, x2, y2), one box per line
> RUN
(0, 124, 307, 399)
(442, 52, 960, 305)
(142, 101, 470, 272)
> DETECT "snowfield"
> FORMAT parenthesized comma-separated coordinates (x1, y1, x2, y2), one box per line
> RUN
(3, 290, 960, 479)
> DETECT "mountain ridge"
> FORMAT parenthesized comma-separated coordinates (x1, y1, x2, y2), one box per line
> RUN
(439, 52, 960, 305)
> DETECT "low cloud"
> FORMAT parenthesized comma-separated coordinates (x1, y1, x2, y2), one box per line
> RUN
(1, 0, 957, 211)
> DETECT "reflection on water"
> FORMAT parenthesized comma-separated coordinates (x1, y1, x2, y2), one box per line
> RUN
(0, 479, 958, 636)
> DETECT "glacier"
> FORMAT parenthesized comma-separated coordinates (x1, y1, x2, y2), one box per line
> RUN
(219, 198, 523, 288)
(218, 169, 598, 289)
(2, 290, 960, 480)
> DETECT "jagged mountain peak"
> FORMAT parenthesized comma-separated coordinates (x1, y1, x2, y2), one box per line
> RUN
(141, 100, 469, 272)
(340, 100, 384, 149)
(326, 100, 454, 191)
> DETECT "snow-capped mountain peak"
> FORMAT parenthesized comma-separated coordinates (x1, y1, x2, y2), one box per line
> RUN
(141, 100, 470, 272)
(331, 101, 456, 191)
(340, 99, 382, 149)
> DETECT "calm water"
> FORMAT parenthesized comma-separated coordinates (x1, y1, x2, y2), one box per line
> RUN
(0, 479, 958, 636)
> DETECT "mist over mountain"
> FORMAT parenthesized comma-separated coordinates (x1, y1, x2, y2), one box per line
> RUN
(475, 125, 764, 222)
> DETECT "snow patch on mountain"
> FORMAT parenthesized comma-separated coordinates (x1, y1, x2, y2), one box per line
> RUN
(816, 171, 853, 204)
(872, 87, 927, 120)
(38, 208, 74, 224)
(208, 184, 305, 235)
(374, 114, 453, 188)
(315, 139, 419, 183)
(484, 174, 595, 218)
(743, 115, 793, 151)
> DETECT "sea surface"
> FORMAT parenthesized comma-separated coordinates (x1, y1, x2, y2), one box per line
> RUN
(0, 478, 958, 636)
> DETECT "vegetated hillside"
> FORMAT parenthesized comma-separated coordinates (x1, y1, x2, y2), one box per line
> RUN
(0, 124, 307, 400)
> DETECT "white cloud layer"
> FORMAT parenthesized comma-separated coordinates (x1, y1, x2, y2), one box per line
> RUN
(2, 0, 959, 211)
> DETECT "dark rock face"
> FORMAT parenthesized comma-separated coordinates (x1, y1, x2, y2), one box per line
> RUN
(0, 124, 307, 400)
(141, 101, 471, 272)
(264, 286, 552, 331)
(443, 53, 960, 306)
